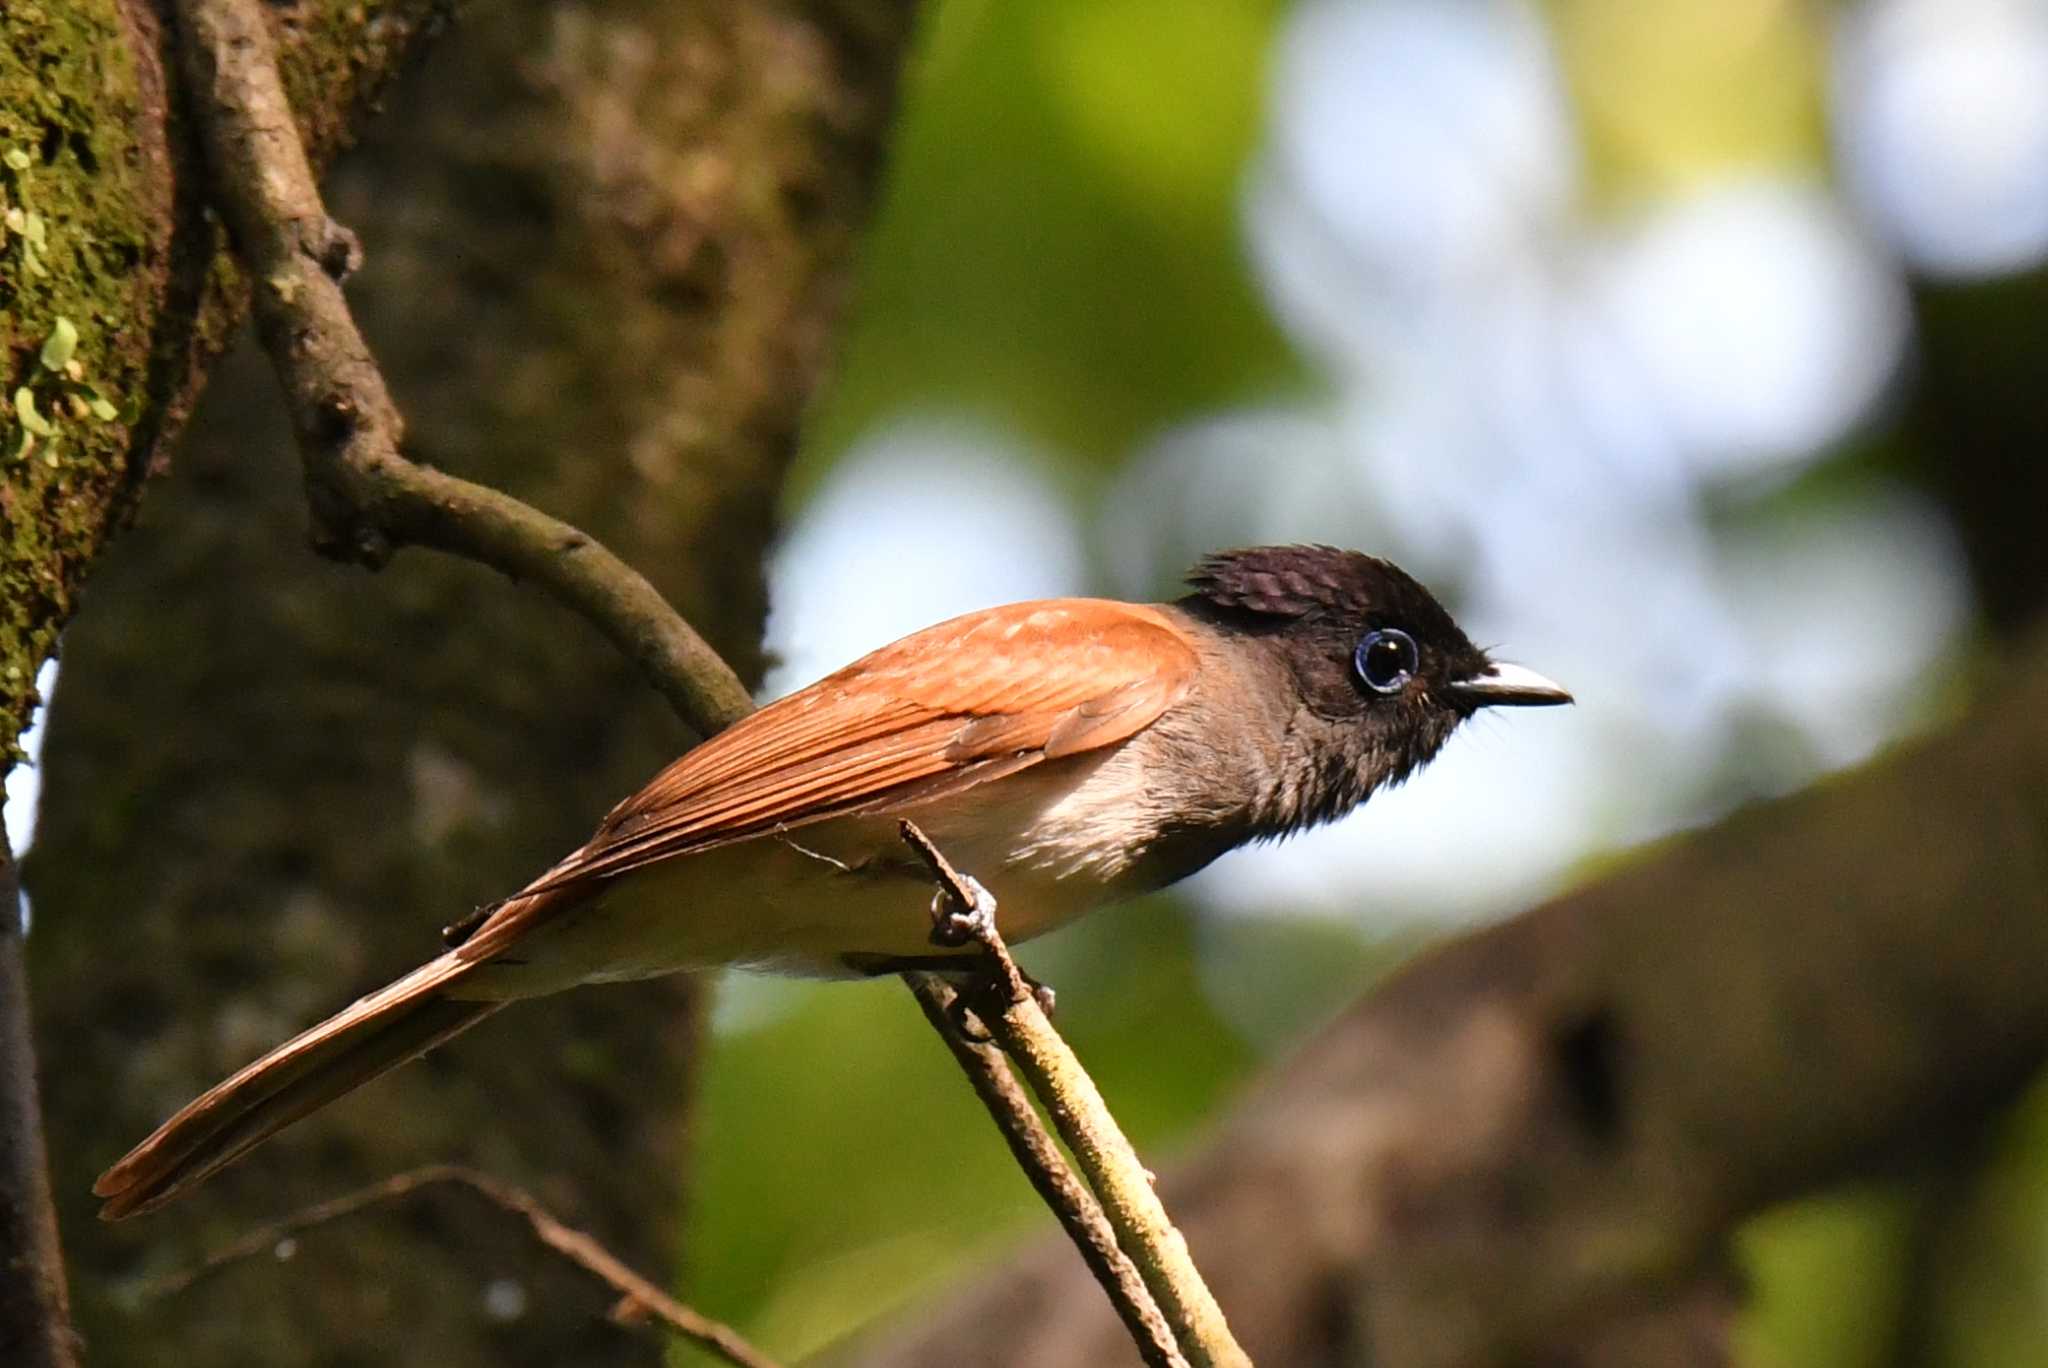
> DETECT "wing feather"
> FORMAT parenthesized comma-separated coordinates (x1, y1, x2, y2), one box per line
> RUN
(471, 599, 1197, 934)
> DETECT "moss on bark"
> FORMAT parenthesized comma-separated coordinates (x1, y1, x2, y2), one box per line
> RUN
(1, 0, 157, 758)
(0, 0, 455, 760)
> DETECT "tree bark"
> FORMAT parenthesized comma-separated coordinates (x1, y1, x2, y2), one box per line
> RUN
(855, 628, 2048, 1368)
(16, 0, 916, 1364)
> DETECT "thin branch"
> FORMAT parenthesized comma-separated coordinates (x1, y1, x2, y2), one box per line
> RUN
(144, 1164, 782, 1368)
(972, 988, 1251, 1368)
(897, 821, 1036, 1005)
(904, 974, 1189, 1368)
(171, 0, 755, 738)
(897, 823, 1253, 1368)
(0, 834, 79, 1368)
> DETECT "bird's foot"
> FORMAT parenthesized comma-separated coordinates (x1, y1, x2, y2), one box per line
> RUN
(928, 873, 999, 950)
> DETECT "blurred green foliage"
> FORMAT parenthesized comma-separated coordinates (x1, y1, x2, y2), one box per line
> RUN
(1547, 0, 1827, 201)
(1736, 1190, 1917, 1368)
(794, 0, 1304, 502)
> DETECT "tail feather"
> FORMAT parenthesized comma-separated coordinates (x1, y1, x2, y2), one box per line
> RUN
(95, 955, 501, 1220)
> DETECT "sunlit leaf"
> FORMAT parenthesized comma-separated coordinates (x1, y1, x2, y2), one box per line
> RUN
(39, 317, 78, 372)
(14, 387, 53, 436)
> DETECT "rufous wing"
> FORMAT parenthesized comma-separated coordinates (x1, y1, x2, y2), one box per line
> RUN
(456, 598, 1198, 959)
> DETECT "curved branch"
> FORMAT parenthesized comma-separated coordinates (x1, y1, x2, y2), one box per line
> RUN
(907, 976, 1189, 1368)
(174, 0, 754, 736)
(146, 1165, 781, 1368)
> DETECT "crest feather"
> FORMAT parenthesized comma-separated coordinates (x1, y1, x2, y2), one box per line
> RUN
(1182, 545, 1476, 654)
(1186, 545, 1379, 617)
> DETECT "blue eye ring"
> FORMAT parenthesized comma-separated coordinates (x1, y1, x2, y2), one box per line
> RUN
(1354, 628, 1418, 694)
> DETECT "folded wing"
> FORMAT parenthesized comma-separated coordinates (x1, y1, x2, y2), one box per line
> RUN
(456, 598, 1199, 959)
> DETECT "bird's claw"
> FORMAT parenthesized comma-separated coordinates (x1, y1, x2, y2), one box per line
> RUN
(928, 874, 999, 949)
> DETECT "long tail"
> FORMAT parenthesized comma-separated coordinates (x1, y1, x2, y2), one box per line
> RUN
(94, 954, 503, 1220)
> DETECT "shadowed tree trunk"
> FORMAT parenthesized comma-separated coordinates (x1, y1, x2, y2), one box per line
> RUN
(18, 1, 917, 1364)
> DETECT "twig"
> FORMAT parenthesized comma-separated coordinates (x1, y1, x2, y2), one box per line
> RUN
(142, 1164, 782, 1368)
(172, 0, 754, 738)
(904, 975, 1189, 1368)
(896, 824, 1253, 1368)
(976, 982, 1251, 1368)
(0, 835, 80, 1368)
(896, 820, 1035, 1005)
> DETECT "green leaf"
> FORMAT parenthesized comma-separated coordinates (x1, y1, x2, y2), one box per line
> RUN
(2, 207, 21, 232)
(22, 243, 46, 277)
(39, 317, 77, 371)
(86, 395, 118, 422)
(10, 426, 32, 462)
(14, 387, 53, 436)
(3, 148, 30, 172)
(21, 211, 45, 248)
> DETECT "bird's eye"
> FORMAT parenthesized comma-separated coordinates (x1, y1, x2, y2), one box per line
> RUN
(1354, 628, 1418, 694)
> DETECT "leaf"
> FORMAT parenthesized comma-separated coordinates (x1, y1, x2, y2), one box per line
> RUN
(3, 148, 29, 172)
(3, 208, 22, 232)
(21, 211, 44, 248)
(39, 317, 77, 371)
(22, 243, 46, 277)
(14, 387, 54, 436)
(86, 395, 119, 422)
(10, 426, 32, 462)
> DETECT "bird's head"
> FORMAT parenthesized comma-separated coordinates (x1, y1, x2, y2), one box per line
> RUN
(1182, 544, 1571, 825)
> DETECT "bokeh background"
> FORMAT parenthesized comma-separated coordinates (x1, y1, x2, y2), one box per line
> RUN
(693, 1, 2044, 1361)
(12, 0, 2048, 1363)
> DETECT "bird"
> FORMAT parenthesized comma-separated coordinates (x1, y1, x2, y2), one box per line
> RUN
(95, 544, 1569, 1218)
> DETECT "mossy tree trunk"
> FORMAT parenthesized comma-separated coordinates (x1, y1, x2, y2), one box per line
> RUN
(7, 0, 917, 1363)
(0, 0, 455, 749)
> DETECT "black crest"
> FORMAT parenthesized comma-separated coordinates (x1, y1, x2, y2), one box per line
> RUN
(1184, 545, 1467, 642)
